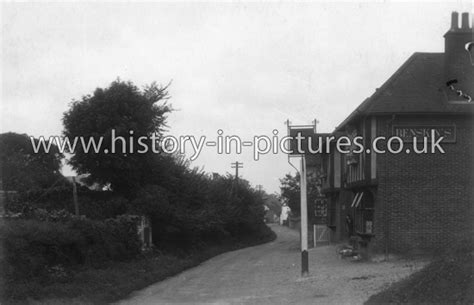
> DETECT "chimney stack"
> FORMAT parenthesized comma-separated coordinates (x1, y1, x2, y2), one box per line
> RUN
(451, 12, 459, 30)
(461, 12, 471, 29)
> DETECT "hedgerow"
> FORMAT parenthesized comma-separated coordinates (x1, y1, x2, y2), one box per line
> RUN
(0, 215, 141, 280)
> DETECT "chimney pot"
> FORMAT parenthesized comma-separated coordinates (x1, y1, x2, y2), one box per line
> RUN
(451, 12, 459, 29)
(461, 12, 470, 29)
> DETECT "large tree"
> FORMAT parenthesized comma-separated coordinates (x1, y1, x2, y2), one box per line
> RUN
(0, 132, 64, 191)
(62, 79, 172, 195)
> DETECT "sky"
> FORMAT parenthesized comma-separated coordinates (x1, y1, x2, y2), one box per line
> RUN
(1, 1, 472, 194)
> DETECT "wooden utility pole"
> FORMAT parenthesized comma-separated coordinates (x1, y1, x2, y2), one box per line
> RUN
(72, 177, 79, 216)
(312, 118, 320, 133)
(231, 161, 243, 180)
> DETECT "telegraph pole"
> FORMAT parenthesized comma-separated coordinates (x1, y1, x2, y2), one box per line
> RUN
(312, 118, 320, 133)
(231, 161, 243, 180)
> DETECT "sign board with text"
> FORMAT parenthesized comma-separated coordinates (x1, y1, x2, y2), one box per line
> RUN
(392, 125, 456, 143)
(314, 197, 328, 225)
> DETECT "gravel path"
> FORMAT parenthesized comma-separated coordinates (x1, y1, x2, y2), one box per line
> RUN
(117, 225, 427, 305)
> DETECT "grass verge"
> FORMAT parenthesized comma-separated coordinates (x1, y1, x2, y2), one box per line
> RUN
(2, 227, 277, 305)
(365, 250, 473, 305)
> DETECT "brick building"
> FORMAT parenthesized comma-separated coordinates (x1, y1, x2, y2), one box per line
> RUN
(319, 12, 473, 253)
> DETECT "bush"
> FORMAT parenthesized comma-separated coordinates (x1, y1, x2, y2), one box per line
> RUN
(0, 216, 141, 280)
(5, 187, 130, 220)
(128, 165, 271, 254)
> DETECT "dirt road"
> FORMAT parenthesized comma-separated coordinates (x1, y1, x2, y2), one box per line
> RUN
(117, 225, 426, 305)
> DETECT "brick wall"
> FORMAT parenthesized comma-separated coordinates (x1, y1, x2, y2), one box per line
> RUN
(373, 114, 473, 253)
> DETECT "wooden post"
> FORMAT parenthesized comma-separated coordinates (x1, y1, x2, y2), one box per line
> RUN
(72, 177, 79, 216)
(301, 155, 309, 276)
(314, 224, 317, 248)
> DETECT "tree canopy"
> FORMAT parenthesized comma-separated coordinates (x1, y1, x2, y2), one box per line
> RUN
(279, 172, 320, 216)
(0, 132, 64, 191)
(62, 80, 172, 195)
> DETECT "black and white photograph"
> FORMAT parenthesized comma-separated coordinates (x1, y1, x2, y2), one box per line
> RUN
(0, 1, 473, 304)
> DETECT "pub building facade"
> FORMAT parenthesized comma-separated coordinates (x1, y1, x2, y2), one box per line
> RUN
(318, 12, 473, 253)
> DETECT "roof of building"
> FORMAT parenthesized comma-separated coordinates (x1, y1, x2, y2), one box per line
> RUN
(335, 52, 474, 131)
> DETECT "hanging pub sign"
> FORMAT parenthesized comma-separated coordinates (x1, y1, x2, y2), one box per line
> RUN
(288, 126, 330, 155)
(392, 125, 456, 143)
(314, 197, 328, 224)
(288, 126, 317, 155)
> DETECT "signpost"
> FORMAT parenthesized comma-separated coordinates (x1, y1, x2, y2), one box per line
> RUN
(300, 154, 309, 276)
(286, 119, 320, 276)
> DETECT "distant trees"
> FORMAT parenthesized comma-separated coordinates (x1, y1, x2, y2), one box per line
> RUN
(62, 80, 172, 195)
(0, 132, 64, 191)
(279, 173, 300, 214)
(263, 193, 282, 217)
(279, 172, 320, 216)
